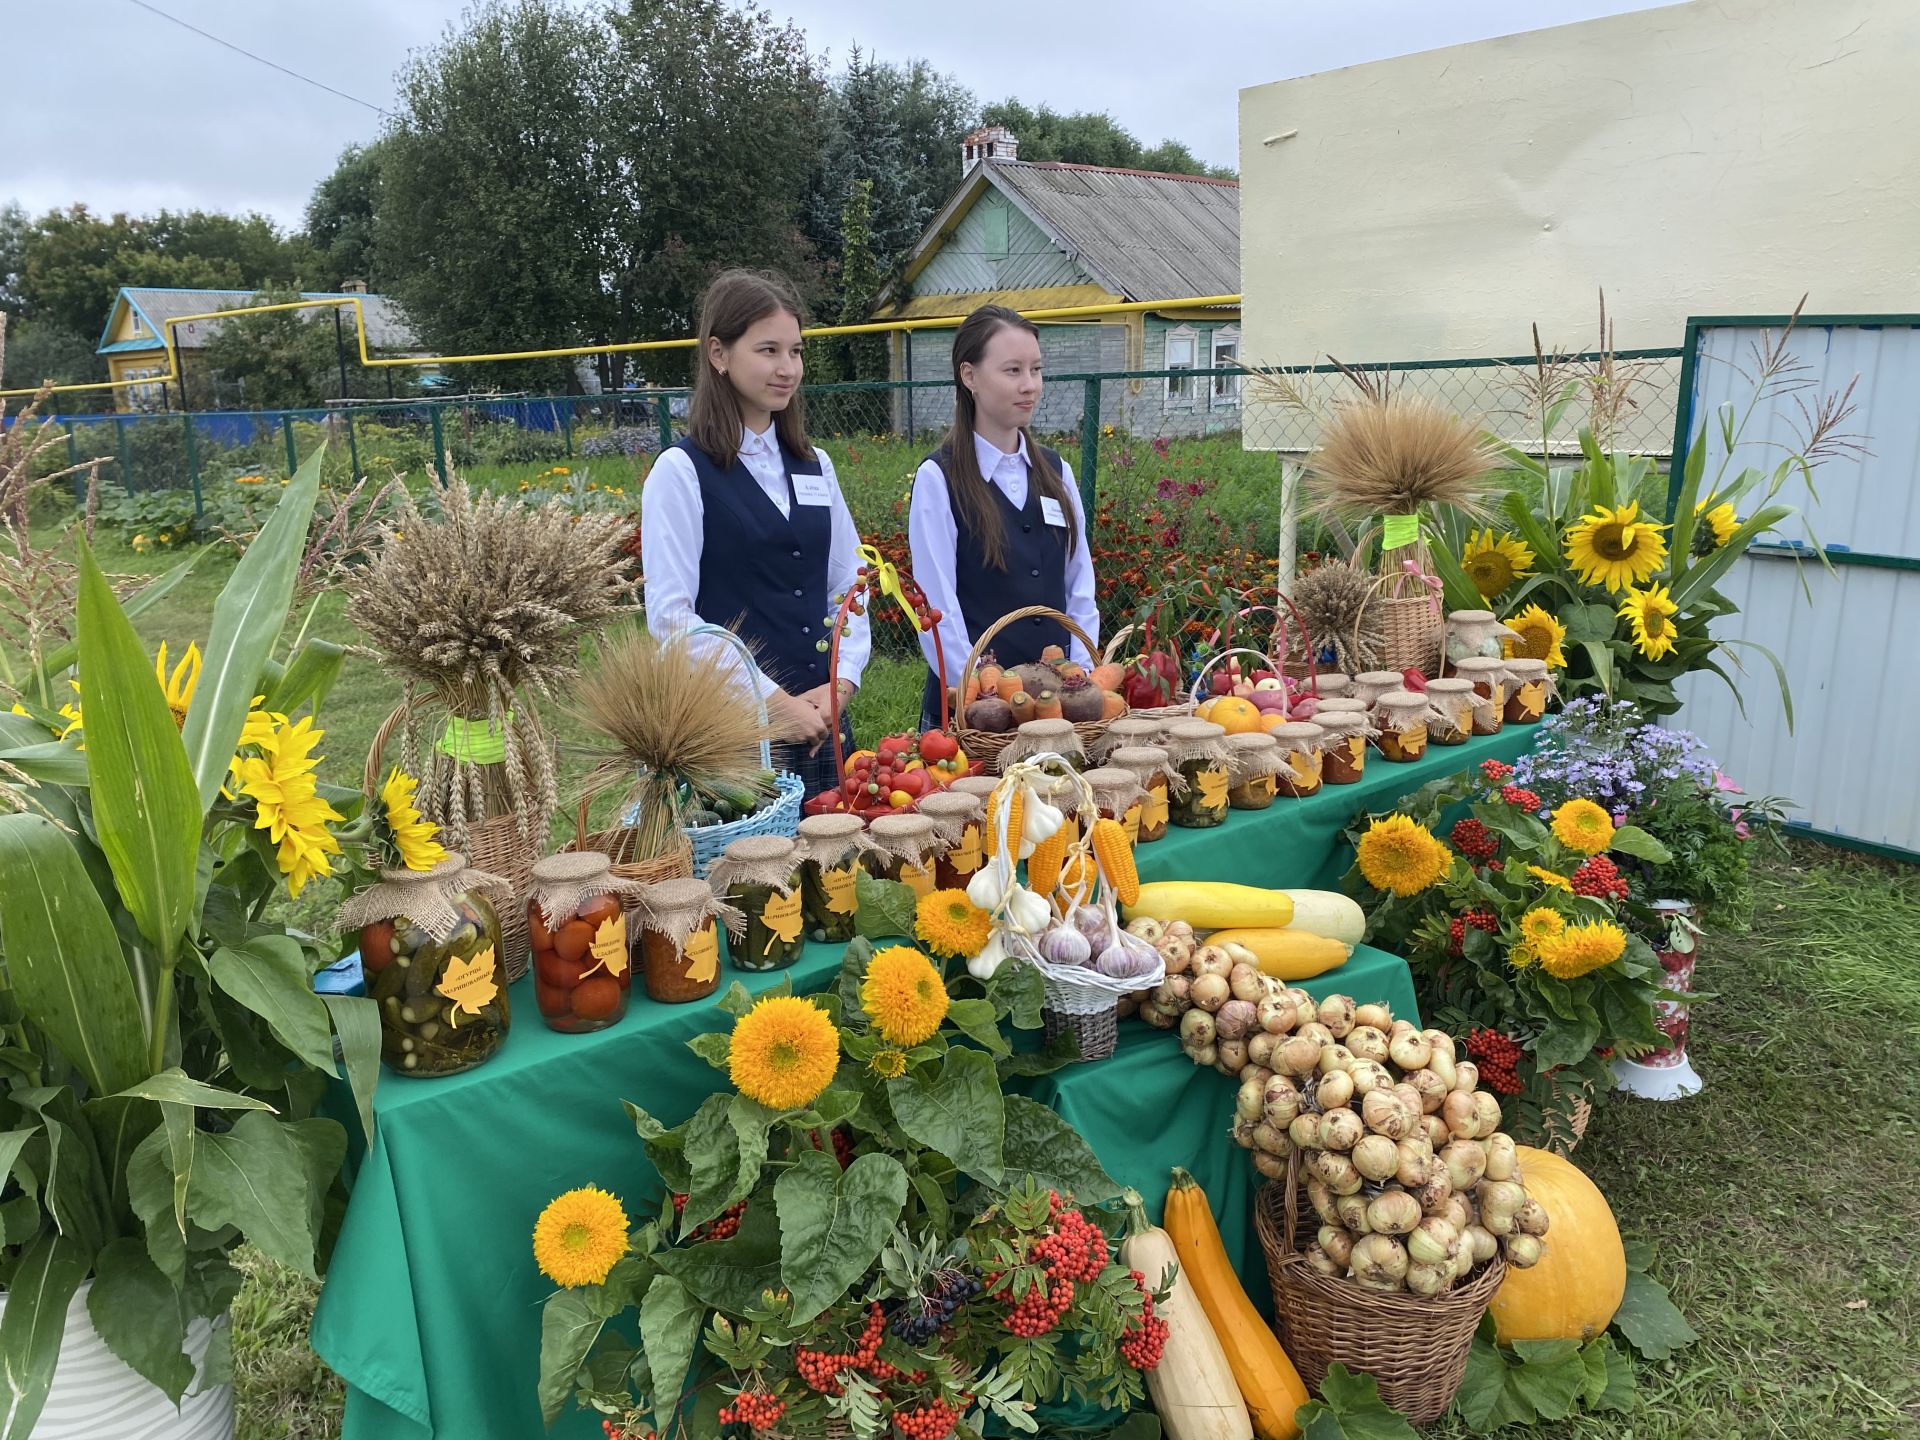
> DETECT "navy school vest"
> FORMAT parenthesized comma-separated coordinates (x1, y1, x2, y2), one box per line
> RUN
(681, 436, 833, 696)
(928, 442, 1072, 670)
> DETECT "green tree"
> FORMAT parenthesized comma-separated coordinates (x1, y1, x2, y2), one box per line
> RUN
(978, 100, 1233, 178)
(304, 141, 389, 290)
(197, 291, 345, 410)
(835, 178, 887, 382)
(1, 317, 104, 392)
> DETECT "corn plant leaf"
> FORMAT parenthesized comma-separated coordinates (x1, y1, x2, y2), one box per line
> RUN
(262, 638, 344, 716)
(110, 1069, 278, 1112)
(180, 445, 323, 812)
(0, 741, 86, 787)
(321, 994, 381, 1145)
(0, 1231, 92, 1440)
(74, 536, 201, 968)
(0, 814, 148, 1096)
(34, 548, 206, 685)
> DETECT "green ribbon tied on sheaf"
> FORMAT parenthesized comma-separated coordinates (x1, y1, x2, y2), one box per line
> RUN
(1382, 511, 1422, 551)
(436, 714, 508, 765)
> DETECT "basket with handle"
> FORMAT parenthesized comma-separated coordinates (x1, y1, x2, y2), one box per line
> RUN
(1254, 1155, 1504, 1424)
(362, 703, 543, 983)
(1197, 597, 1319, 694)
(958, 606, 1124, 772)
(562, 790, 693, 891)
(820, 548, 950, 802)
(1358, 525, 1445, 678)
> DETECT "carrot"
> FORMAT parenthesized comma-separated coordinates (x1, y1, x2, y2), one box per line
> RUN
(1090, 662, 1125, 692)
(997, 673, 1022, 703)
(1009, 690, 1037, 724)
(1101, 690, 1127, 720)
(977, 661, 1003, 697)
(1035, 688, 1063, 721)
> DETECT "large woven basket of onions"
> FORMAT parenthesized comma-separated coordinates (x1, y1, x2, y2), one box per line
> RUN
(1255, 1163, 1504, 1424)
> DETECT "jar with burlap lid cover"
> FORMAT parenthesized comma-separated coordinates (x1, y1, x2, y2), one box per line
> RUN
(1424, 677, 1478, 745)
(1303, 673, 1353, 699)
(866, 813, 943, 900)
(637, 877, 736, 1003)
(1315, 711, 1376, 785)
(1450, 657, 1508, 735)
(999, 717, 1086, 772)
(1310, 696, 1371, 717)
(527, 851, 647, 1034)
(1163, 720, 1230, 829)
(1503, 658, 1555, 723)
(340, 854, 514, 1076)
(945, 774, 1002, 805)
(1109, 745, 1178, 844)
(1092, 715, 1168, 764)
(1446, 608, 1518, 665)
(1082, 765, 1146, 844)
(1224, 733, 1283, 810)
(794, 815, 871, 943)
(709, 835, 807, 973)
(1373, 689, 1437, 763)
(1350, 671, 1406, 709)
(917, 790, 986, 891)
(1268, 722, 1327, 798)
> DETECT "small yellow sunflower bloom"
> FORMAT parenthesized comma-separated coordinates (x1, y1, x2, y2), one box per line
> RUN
(1550, 798, 1616, 856)
(728, 996, 840, 1111)
(914, 889, 992, 960)
(1694, 496, 1740, 549)
(1508, 943, 1537, 970)
(1526, 864, 1573, 892)
(1617, 584, 1681, 661)
(1502, 604, 1567, 668)
(1460, 529, 1535, 599)
(531, 1185, 630, 1288)
(1519, 907, 1566, 948)
(1355, 815, 1454, 897)
(1537, 920, 1627, 979)
(1565, 500, 1668, 592)
(232, 719, 343, 899)
(868, 1048, 908, 1079)
(379, 766, 450, 872)
(861, 946, 950, 1047)
(153, 641, 202, 730)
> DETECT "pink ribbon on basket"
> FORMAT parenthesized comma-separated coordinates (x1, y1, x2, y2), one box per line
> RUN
(1401, 557, 1444, 616)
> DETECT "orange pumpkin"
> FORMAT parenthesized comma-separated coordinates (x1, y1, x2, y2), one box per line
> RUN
(1207, 696, 1264, 735)
(1489, 1146, 1627, 1343)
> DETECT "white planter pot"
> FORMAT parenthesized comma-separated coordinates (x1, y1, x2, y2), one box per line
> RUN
(0, 1281, 233, 1440)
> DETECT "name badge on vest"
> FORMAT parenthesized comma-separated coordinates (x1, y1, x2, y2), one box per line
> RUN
(791, 473, 833, 507)
(1039, 496, 1067, 527)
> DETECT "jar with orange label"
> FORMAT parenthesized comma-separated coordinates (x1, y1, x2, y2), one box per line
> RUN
(1164, 719, 1231, 828)
(1082, 765, 1146, 843)
(709, 835, 806, 972)
(1315, 712, 1372, 784)
(866, 813, 943, 899)
(1351, 671, 1406, 709)
(636, 877, 731, 1003)
(1109, 745, 1175, 844)
(1503, 658, 1552, 723)
(1224, 733, 1283, 809)
(1373, 690, 1433, 763)
(1093, 716, 1167, 764)
(1424, 678, 1475, 746)
(526, 851, 646, 1034)
(795, 814, 868, 943)
(919, 791, 986, 890)
(1268, 722, 1326, 798)
(1451, 657, 1508, 735)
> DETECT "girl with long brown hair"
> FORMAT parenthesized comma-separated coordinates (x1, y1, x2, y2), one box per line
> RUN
(907, 304, 1099, 727)
(641, 268, 867, 792)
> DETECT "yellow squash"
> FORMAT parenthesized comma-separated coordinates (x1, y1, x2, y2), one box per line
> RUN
(1206, 928, 1352, 979)
(1123, 882, 1295, 931)
(1488, 1147, 1627, 1343)
(1164, 1170, 1308, 1440)
(1119, 1191, 1252, 1440)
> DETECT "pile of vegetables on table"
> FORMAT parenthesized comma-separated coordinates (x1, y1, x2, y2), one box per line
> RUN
(803, 728, 978, 819)
(959, 646, 1129, 731)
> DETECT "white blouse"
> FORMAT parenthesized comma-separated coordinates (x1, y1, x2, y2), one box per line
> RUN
(641, 424, 870, 694)
(907, 431, 1100, 676)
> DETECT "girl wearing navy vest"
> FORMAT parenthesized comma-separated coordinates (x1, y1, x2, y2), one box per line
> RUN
(908, 305, 1099, 729)
(641, 269, 867, 795)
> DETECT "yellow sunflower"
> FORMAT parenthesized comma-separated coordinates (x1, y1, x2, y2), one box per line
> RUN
(1502, 604, 1567, 669)
(1617, 584, 1681, 661)
(153, 641, 202, 729)
(1519, 907, 1566, 948)
(914, 889, 992, 960)
(1526, 864, 1573, 892)
(728, 996, 840, 1111)
(1695, 496, 1740, 549)
(1508, 943, 1537, 970)
(379, 766, 450, 872)
(861, 946, 951, 1047)
(868, 1048, 908, 1079)
(1565, 500, 1668, 593)
(1460, 529, 1535, 599)
(1550, 798, 1616, 856)
(1537, 920, 1627, 980)
(1355, 815, 1454, 897)
(531, 1185, 630, 1288)
(231, 716, 342, 898)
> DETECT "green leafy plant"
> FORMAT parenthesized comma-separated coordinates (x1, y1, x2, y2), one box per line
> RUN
(1294, 1363, 1419, 1440)
(0, 445, 380, 1430)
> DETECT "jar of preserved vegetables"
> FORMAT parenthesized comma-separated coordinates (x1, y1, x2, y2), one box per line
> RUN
(636, 877, 733, 1003)
(795, 814, 869, 943)
(1163, 720, 1230, 829)
(1109, 745, 1176, 843)
(866, 814, 942, 899)
(1224, 733, 1282, 809)
(709, 835, 806, 972)
(918, 791, 986, 891)
(526, 851, 645, 1034)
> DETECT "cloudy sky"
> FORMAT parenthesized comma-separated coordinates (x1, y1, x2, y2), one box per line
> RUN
(3, 0, 1675, 228)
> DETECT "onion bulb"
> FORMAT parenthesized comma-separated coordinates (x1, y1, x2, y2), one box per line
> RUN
(1414, 1169, 1452, 1216)
(1251, 1121, 1289, 1156)
(1407, 1216, 1460, 1266)
(1191, 945, 1233, 979)
(1346, 1059, 1392, 1096)
(1215, 998, 1258, 1041)
(1288, 1115, 1322, 1150)
(1483, 1133, 1517, 1181)
(1350, 1233, 1410, 1286)
(1307, 1177, 1338, 1225)
(1354, 1002, 1394, 1031)
(1304, 1242, 1342, 1278)
(1247, 1031, 1278, 1068)
(1179, 1009, 1216, 1049)
(1257, 995, 1296, 1034)
(1442, 1196, 1473, 1233)
(1230, 1117, 1256, 1149)
(1345, 1025, 1390, 1063)
(1126, 916, 1166, 943)
(1318, 1225, 1355, 1270)
(1405, 1261, 1451, 1296)
(1477, 1179, 1526, 1220)
(1451, 1059, 1477, 1093)
(1465, 1224, 1498, 1264)
(1316, 1070, 1356, 1111)
(1317, 994, 1357, 1038)
(1514, 1198, 1550, 1237)
(1408, 1068, 1450, 1113)
(1421, 1115, 1451, 1149)
(1294, 1021, 1334, 1047)
(1277, 1036, 1323, 1077)
(1236, 1078, 1264, 1121)
(1442, 1090, 1478, 1139)
(1426, 1049, 1459, 1090)
(1388, 1030, 1433, 1071)
(1367, 1189, 1422, 1235)
(1215, 1039, 1249, 1075)
(1422, 1028, 1458, 1062)
(1318, 1107, 1363, 1152)
(1360, 1088, 1413, 1140)
(1388, 1018, 1418, 1039)
(1352, 1133, 1400, 1182)
(1264, 1075, 1302, 1122)
(1229, 963, 1265, 1003)
(1317, 1043, 1356, 1077)
(1334, 1192, 1373, 1235)
(1191, 1043, 1218, 1069)
(1314, 1152, 1363, 1194)
(1189, 972, 1230, 1012)
(1441, 1140, 1488, 1191)
(1503, 1233, 1544, 1268)
(1481, 1207, 1514, 1237)
(1395, 1137, 1433, 1188)
(1471, 1092, 1503, 1138)
(1253, 1150, 1287, 1180)
(1284, 988, 1316, 1018)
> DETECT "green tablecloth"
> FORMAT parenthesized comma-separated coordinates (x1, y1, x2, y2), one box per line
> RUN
(312, 727, 1533, 1440)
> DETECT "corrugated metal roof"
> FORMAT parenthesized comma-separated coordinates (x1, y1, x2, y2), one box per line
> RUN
(884, 282, 1120, 321)
(983, 162, 1240, 301)
(107, 288, 422, 353)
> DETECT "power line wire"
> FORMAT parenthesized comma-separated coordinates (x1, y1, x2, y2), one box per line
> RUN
(122, 0, 389, 116)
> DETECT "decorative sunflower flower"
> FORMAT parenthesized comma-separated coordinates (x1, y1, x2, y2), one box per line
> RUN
(1526, 864, 1573, 892)
(1693, 496, 1740, 552)
(1355, 815, 1454, 897)
(1565, 500, 1668, 592)
(1507, 943, 1537, 970)
(868, 1048, 908, 1079)
(1460, 529, 1535, 599)
(378, 766, 450, 872)
(1502, 604, 1567, 668)
(1550, 798, 1616, 856)
(914, 889, 992, 960)
(231, 716, 343, 898)
(727, 996, 840, 1111)
(861, 946, 951, 1047)
(1537, 920, 1627, 979)
(1617, 584, 1681, 661)
(1519, 907, 1566, 948)
(531, 1185, 630, 1288)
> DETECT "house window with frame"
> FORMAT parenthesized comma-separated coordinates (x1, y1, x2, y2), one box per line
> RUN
(1165, 326, 1198, 409)
(1210, 327, 1241, 409)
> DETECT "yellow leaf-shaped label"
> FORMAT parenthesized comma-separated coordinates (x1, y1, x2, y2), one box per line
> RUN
(822, 864, 859, 916)
(1121, 802, 1142, 846)
(684, 924, 719, 984)
(436, 947, 498, 1027)
(584, 913, 628, 979)
(1288, 753, 1320, 788)
(1250, 772, 1279, 799)
(1144, 788, 1169, 830)
(1197, 766, 1229, 812)
(899, 861, 936, 900)
(759, 888, 804, 955)
(947, 825, 983, 877)
(1348, 736, 1367, 769)
(1400, 726, 1427, 757)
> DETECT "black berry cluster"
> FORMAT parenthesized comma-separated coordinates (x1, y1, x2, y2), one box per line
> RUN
(890, 1269, 983, 1344)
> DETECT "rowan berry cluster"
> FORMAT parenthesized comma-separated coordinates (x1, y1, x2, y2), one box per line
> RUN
(1480, 759, 1515, 784)
(806, 1126, 854, 1170)
(716, 1391, 785, 1430)
(1466, 1028, 1525, 1095)
(1450, 817, 1500, 864)
(600, 1419, 654, 1440)
(1500, 784, 1542, 813)
(795, 1303, 887, 1395)
(1571, 854, 1630, 901)
(1117, 1271, 1168, 1371)
(669, 1191, 746, 1242)
(1448, 909, 1500, 952)
(891, 1398, 960, 1440)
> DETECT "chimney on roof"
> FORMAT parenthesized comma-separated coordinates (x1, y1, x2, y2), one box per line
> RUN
(961, 125, 1018, 170)
(339, 277, 368, 295)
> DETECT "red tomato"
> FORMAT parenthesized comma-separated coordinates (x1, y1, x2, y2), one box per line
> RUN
(895, 768, 929, 797)
(576, 894, 621, 928)
(571, 976, 623, 1021)
(534, 980, 571, 1016)
(526, 905, 552, 951)
(360, 921, 395, 973)
(553, 919, 594, 963)
(919, 730, 958, 762)
(537, 952, 589, 989)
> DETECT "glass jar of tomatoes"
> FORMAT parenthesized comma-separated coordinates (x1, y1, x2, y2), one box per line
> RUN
(709, 835, 806, 972)
(795, 814, 868, 943)
(527, 852, 644, 1034)
(636, 877, 729, 1003)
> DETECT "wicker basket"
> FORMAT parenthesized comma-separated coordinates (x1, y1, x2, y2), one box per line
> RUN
(955, 607, 1125, 772)
(1100, 624, 1190, 724)
(1255, 1167, 1504, 1424)
(563, 794, 693, 891)
(1042, 1001, 1119, 1061)
(363, 705, 544, 983)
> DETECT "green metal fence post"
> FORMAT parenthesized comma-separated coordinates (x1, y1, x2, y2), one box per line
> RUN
(1078, 377, 1101, 518)
(65, 426, 82, 504)
(430, 405, 448, 485)
(655, 394, 673, 450)
(115, 418, 131, 493)
(183, 413, 202, 518)
(282, 415, 298, 477)
(344, 412, 361, 481)
(561, 402, 574, 458)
